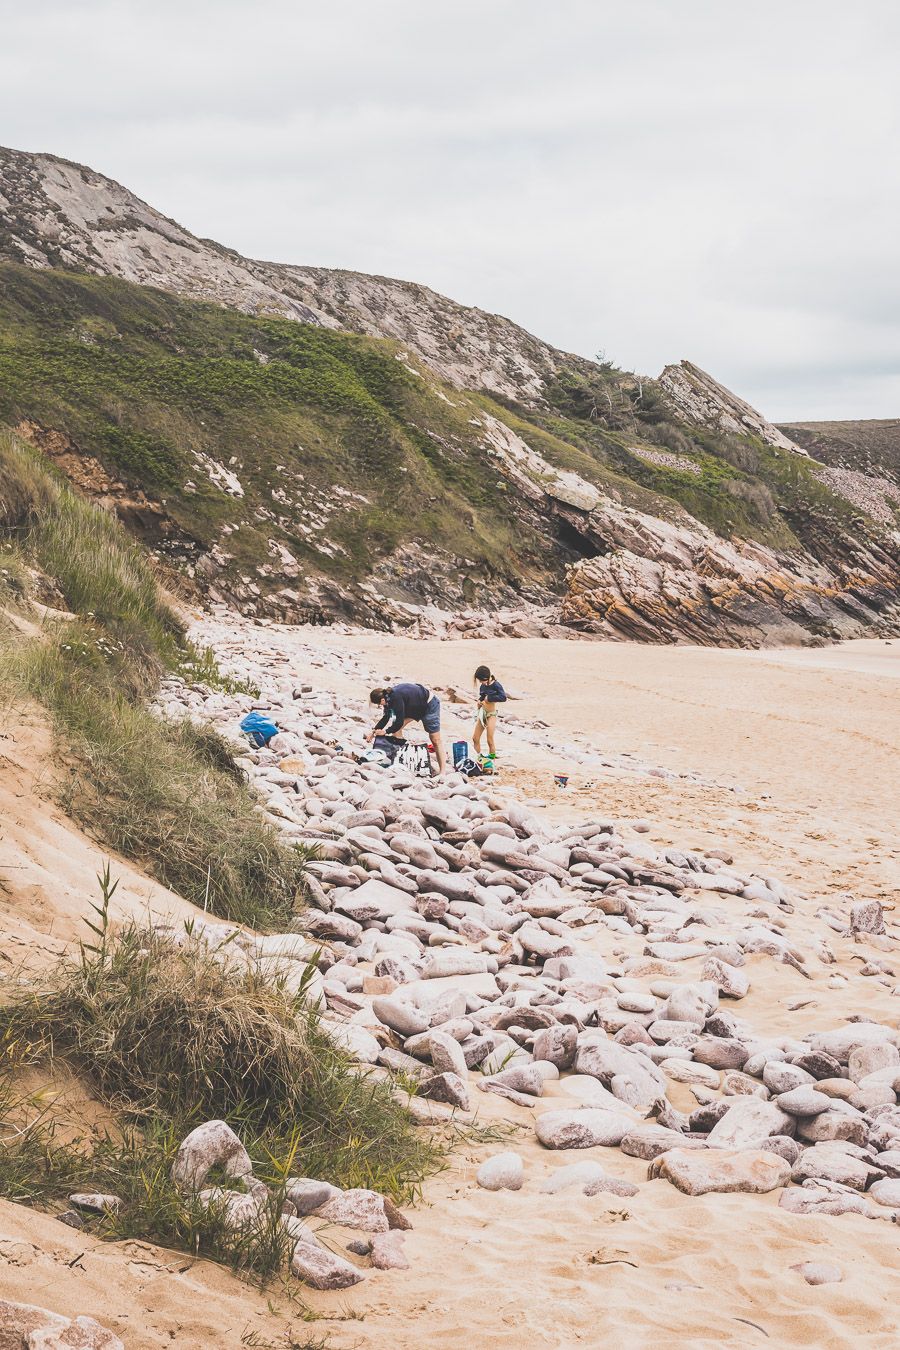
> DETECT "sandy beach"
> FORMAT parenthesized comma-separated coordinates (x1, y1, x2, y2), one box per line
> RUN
(324, 632, 900, 906)
(2, 631, 898, 1349)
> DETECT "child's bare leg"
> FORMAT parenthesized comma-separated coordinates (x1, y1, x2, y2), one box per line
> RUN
(472, 719, 483, 754)
(486, 716, 497, 756)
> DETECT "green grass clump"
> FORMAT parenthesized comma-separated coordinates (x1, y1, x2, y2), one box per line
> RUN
(0, 1076, 299, 1284)
(176, 643, 261, 697)
(0, 924, 442, 1268)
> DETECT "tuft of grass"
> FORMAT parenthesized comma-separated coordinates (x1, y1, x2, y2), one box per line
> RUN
(0, 925, 443, 1222)
(0, 1077, 297, 1283)
(176, 643, 261, 697)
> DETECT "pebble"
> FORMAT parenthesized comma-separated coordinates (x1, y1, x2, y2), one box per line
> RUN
(534, 1108, 637, 1149)
(650, 1148, 792, 1195)
(371, 1231, 410, 1269)
(291, 1239, 366, 1288)
(0, 1301, 124, 1349)
(792, 1261, 844, 1285)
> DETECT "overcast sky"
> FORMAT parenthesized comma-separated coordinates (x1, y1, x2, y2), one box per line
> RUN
(2, 1, 898, 419)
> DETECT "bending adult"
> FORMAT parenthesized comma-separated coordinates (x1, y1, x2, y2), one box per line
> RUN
(369, 682, 446, 774)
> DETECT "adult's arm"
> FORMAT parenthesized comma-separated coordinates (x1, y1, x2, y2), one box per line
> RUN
(380, 690, 406, 733)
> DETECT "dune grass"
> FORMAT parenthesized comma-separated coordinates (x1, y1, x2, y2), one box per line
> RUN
(0, 924, 442, 1280)
(0, 425, 183, 668)
(0, 620, 306, 930)
(1, 924, 439, 1198)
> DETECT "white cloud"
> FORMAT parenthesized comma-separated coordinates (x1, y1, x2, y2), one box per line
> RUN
(1, 0, 898, 418)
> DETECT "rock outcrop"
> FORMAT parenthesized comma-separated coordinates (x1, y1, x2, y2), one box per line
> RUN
(659, 361, 807, 455)
(561, 498, 900, 645)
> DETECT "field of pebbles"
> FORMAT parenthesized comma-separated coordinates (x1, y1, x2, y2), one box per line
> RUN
(144, 611, 900, 1317)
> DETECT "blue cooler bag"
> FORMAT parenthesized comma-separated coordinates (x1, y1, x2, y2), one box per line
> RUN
(452, 740, 469, 768)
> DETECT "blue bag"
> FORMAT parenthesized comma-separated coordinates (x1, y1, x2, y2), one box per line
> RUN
(452, 740, 469, 768)
(240, 711, 279, 747)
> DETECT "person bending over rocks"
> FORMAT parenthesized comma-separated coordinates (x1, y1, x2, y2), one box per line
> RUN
(473, 664, 507, 762)
(369, 683, 446, 774)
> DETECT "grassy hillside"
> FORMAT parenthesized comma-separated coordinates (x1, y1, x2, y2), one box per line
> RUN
(0, 261, 877, 624)
(780, 419, 900, 477)
(0, 262, 557, 609)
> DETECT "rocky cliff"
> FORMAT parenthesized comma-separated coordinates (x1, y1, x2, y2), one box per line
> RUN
(1, 145, 898, 645)
(660, 361, 807, 455)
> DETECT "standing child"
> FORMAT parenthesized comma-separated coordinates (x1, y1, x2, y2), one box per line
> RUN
(472, 664, 507, 763)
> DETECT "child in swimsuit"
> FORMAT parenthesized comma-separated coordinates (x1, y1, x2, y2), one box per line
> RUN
(472, 664, 507, 761)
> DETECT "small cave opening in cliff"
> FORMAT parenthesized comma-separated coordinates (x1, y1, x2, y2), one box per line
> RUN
(554, 516, 608, 562)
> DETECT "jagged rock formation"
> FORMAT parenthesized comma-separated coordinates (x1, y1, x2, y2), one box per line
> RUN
(1, 144, 899, 646)
(660, 361, 807, 454)
(561, 503, 900, 645)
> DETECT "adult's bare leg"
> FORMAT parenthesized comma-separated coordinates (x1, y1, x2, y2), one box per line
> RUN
(430, 729, 447, 774)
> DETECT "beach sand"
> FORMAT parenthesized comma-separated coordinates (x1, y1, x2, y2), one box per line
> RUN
(1, 636, 897, 1348)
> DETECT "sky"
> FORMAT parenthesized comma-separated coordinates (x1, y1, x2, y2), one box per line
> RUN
(1, 0, 898, 420)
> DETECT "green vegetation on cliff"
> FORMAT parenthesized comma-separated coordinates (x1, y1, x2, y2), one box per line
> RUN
(0, 260, 870, 620)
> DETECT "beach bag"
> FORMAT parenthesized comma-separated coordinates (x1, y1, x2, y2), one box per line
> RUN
(240, 711, 279, 748)
(452, 740, 469, 768)
(458, 757, 483, 778)
(373, 734, 403, 764)
(394, 742, 433, 777)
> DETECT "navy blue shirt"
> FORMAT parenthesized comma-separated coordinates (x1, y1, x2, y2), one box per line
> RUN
(479, 679, 507, 703)
(375, 682, 430, 733)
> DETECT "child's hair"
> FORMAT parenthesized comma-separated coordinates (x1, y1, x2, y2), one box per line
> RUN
(369, 687, 389, 704)
(474, 665, 492, 683)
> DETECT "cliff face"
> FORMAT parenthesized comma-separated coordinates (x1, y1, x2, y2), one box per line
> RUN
(1, 145, 898, 645)
(561, 504, 900, 645)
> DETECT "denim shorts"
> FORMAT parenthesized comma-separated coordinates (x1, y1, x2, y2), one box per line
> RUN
(422, 695, 441, 734)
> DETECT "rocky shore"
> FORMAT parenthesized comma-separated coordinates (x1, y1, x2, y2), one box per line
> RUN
(142, 612, 900, 1298)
